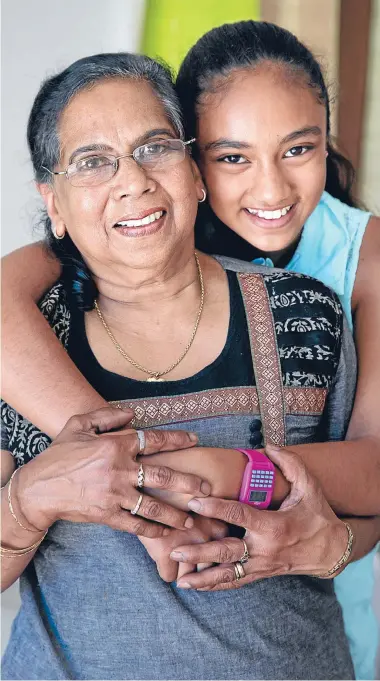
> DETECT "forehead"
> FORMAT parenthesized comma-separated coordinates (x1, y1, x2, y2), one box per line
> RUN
(58, 78, 174, 158)
(198, 65, 326, 144)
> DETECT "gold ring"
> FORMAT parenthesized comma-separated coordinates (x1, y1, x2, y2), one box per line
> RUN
(239, 539, 250, 564)
(130, 494, 143, 516)
(137, 463, 145, 488)
(233, 561, 246, 581)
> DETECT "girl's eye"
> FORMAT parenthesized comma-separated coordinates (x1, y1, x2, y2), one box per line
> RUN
(217, 154, 247, 164)
(284, 145, 313, 158)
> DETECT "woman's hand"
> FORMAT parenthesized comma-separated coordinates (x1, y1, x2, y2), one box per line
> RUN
(170, 446, 349, 590)
(13, 407, 211, 539)
(139, 516, 228, 582)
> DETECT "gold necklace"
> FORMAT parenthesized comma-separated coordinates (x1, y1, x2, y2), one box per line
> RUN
(94, 253, 205, 382)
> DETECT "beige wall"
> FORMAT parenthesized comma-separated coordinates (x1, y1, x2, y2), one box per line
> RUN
(360, 0, 380, 213)
(261, 0, 340, 133)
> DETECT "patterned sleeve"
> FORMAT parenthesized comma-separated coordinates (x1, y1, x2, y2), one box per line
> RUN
(1, 281, 70, 464)
(319, 313, 357, 440)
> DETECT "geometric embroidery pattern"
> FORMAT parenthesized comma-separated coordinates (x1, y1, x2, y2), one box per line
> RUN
(238, 274, 286, 446)
(110, 386, 327, 429)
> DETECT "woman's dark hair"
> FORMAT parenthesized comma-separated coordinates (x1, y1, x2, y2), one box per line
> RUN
(176, 21, 358, 256)
(27, 52, 183, 309)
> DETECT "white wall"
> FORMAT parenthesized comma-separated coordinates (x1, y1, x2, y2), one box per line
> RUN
(1, 0, 146, 255)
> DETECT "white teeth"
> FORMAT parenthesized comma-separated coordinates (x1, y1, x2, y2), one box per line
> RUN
(116, 210, 164, 228)
(247, 205, 292, 220)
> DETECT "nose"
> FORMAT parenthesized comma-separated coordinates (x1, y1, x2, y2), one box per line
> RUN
(248, 158, 292, 207)
(110, 156, 156, 200)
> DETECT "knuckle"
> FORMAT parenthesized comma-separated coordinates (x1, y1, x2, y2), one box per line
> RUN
(150, 465, 172, 488)
(223, 503, 246, 526)
(216, 541, 235, 564)
(129, 517, 149, 536)
(147, 430, 166, 449)
(143, 498, 163, 520)
(220, 566, 236, 584)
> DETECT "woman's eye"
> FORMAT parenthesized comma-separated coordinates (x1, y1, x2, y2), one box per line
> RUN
(144, 143, 167, 155)
(217, 155, 247, 164)
(284, 145, 312, 158)
(77, 156, 110, 171)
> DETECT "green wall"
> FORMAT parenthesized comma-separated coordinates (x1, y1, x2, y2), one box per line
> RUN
(142, 0, 260, 73)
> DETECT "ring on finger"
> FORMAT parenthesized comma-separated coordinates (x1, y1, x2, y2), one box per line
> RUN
(137, 463, 145, 488)
(233, 561, 246, 581)
(239, 539, 250, 564)
(131, 493, 143, 516)
(136, 430, 146, 454)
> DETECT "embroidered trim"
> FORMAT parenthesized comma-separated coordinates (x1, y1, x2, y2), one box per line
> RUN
(238, 274, 286, 446)
(110, 386, 326, 429)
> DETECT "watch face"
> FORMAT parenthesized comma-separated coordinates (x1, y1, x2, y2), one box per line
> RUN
(249, 490, 267, 502)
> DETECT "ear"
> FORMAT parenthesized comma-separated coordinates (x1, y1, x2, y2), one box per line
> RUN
(190, 159, 206, 202)
(37, 182, 66, 238)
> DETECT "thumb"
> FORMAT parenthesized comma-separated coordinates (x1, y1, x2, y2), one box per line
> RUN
(265, 445, 310, 509)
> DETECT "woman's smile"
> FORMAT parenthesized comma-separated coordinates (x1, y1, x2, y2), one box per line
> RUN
(113, 207, 167, 238)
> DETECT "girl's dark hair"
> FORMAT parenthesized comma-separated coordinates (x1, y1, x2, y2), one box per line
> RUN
(28, 52, 183, 309)
(176, 20, 357, 255)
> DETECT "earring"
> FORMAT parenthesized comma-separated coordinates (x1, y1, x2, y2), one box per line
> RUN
(198, 189, 207, 203)
(52, 226, 65, 240)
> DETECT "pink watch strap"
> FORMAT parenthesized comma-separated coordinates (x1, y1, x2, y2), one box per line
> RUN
(235, 449, 275, 509)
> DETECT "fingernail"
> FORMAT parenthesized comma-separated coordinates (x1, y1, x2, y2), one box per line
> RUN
(189, 433, 198, 442)
(177, 581, 191, 589)
(188, 499, 202, 512)
(200, 481, 211, 495)
(170, 550, 185, 561)
(184, 517, 194, 529)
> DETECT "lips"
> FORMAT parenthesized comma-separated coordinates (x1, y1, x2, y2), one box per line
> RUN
(243, 203, 297, 230)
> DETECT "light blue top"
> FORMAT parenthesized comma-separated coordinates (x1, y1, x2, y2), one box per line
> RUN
(254, 190, 377, 680)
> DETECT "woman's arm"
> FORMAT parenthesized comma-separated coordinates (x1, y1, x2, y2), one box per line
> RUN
(2, 242, 380, 513)
(1, 243, 107, 437)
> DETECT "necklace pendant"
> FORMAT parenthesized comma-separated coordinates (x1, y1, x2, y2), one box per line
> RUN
(146, 375, 164, 382)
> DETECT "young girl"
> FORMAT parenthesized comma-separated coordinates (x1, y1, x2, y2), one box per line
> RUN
(1, 22, 379, 679)
(174, 21, 380, 680)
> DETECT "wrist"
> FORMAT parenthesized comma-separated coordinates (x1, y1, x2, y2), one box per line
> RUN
(271, 467, 291, 508)
(15, 464, 54, 531)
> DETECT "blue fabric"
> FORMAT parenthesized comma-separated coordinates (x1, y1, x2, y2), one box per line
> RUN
(254, 191, 377, 680)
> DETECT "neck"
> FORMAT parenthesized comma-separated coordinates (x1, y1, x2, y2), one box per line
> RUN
(93, 248, 202, 323)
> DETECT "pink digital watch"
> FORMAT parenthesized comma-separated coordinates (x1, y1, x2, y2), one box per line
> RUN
(235, 449, 275, 509)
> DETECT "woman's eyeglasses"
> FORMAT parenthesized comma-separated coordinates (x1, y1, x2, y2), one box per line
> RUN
(42, 138, 196, 188)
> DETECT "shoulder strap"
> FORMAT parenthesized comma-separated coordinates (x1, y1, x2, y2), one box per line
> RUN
(237, 273, 286, 446)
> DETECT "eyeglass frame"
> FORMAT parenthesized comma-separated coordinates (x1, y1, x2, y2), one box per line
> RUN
(41, 137, 196, 186)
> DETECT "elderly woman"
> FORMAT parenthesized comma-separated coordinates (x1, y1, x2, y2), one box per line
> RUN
(1, 53, 380, 680)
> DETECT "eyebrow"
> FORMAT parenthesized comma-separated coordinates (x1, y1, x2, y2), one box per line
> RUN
(280, 126, 322, 144)
(203, 126, 322, 153)
(68, 128, 177, 164)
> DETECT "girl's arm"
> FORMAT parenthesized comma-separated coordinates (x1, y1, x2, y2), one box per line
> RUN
(2, 242, 380, 514)
(1, 243, 107, 437)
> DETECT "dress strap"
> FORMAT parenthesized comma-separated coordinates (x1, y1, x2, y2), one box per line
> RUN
(237, 273, 286, 446)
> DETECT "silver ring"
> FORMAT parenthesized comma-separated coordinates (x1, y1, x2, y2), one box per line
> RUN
(136, 430, 146, 454)
(130, 493, 143, 516)
(239, 539, 250, 564)
(137, 463, 145, 488)
(233, 561, 245, 581)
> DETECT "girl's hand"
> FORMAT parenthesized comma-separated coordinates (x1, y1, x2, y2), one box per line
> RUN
(13, 407, 211, 539)
(139, 516, 228, 582)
